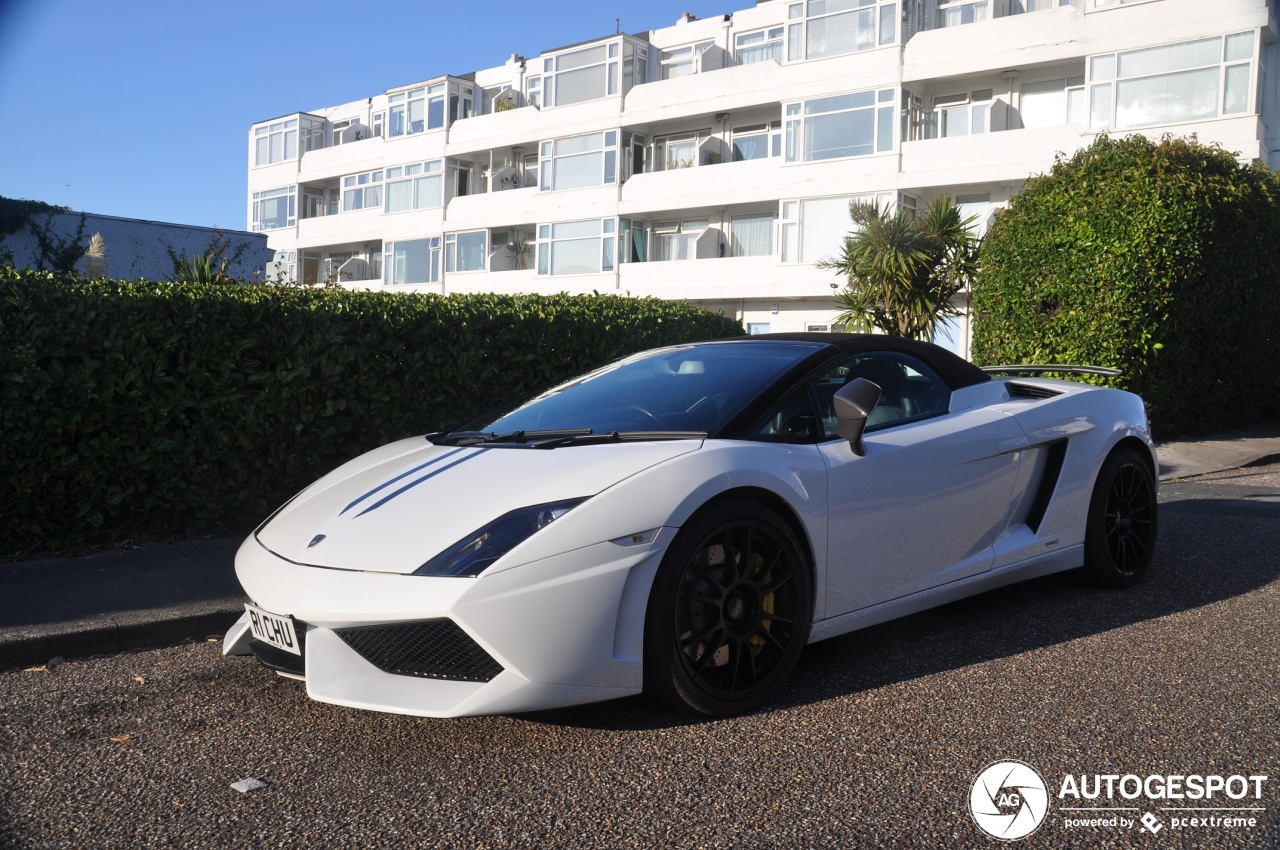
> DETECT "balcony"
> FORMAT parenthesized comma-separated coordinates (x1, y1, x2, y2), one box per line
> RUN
(621, 157, 781, 216)
(620, 255, 838, 301)
(296, 207, 384, 249)
(899, 123, 1086, 189)
(297, 137, 389, 182)
(623, 61, 783, 127)
(904, 3, 1086, 81)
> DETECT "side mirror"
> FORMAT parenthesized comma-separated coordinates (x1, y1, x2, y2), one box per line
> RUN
(833, 378, 881, 457)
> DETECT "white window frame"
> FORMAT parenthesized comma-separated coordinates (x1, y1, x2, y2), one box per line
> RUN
(936, 0, 989, 28)
(786, 0, 898, 63)
(253, 118, 297, 166)
(251, 186, 296, 231)
(785, 88, 897, 162)
(732, 121, 783, 161)
(780, 191, 896, 264)
(660, 41, 713, 79)
(926, 89, 993, 138)
(384, 237, 441, 286)
(651, 218, 709, 262)
(1018, 76, 1086, 128)
(445, 231, 487, 273)
(384, 160, 444, 213)
(539, 131, 618, 191)
(1089, 33, 1255, 131)
(536, 219, 616, 275)
(736, 27, 784, 65)
(341, 170, 383, 213)
(653, 130, 708, 171)
(730, 212, 776, 257)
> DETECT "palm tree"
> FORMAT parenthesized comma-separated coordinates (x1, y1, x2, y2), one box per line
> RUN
(817, 196, 979, 340)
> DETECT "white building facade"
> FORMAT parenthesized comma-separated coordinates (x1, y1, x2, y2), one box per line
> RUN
(247, 0, 1280, 356)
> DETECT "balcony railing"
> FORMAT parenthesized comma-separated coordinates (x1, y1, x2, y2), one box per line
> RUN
(924, 0, 1082, 31)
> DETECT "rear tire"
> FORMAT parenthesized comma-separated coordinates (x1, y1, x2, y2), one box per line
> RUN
(645, 499, 813, 716)
(1081, 446, 1157, 588)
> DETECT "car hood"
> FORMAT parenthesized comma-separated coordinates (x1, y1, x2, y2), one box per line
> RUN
(256, 438, 700, 574)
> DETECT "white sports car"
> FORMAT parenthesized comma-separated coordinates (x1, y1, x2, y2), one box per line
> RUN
(223, 334, 1157, 717)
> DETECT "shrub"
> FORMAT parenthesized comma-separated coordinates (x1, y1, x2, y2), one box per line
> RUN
(972, 135, 1280, 437)
(0, 270, 742, 556)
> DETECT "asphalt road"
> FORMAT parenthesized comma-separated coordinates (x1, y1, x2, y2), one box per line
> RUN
(1, 464, 1277, 849)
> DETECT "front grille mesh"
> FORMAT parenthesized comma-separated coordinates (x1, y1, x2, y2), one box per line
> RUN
(334, 619, 503, 682)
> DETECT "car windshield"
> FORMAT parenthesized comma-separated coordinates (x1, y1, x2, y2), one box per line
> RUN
(447, 340, 823, 442)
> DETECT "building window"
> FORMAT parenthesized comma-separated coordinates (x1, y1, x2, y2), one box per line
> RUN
(926, 90, 993, 138)
(385, 237, 441, 285)
(747, 322, 772, 335)
(388, 88, 426, 137)
(254, 119, 297, 166)
(385, 161, 444, 213)
(1089, 33, 1255, 131)
(780, 192, 896, 263)
(936, 0, 987, 28)
(785, 88, 896, 162)
(654, 130, 708, 170)
(445, 231, 487, 273)
(526, 75, 541, 108)
(732, 122, 783, 160)
(1019, 77, 1085, 127)
(786, 0, 897, 62)
(251, 186, 296, 231)
(736, 27, 784, 65)
(299, 116, 325, 154)
(537, 219, 616, 275)
(341, 170, 383, 212)
(652, 218, 708, 261)
(660, 41, 713, 79)
(547, 44, 612, 107)
(539, 131, 618, 191)
(730, 213, 775, 257)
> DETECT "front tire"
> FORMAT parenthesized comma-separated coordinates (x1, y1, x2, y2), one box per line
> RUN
(1081, 446, 1158, 588)
(645, 499, 813, 716)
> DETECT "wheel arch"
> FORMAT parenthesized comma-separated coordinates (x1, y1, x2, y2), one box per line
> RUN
(678, 486, 817, 583)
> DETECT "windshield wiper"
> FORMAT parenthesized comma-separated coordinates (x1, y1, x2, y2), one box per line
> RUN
(532, 431, 708, 449)
(432, 428, 593, 446)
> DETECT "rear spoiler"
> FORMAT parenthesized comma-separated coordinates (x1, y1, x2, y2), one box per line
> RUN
(980, 365, 1123, 377)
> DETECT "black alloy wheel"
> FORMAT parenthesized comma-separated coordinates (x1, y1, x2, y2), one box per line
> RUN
(1082, 446, 1158, 587)
(645, 499, 813, 716)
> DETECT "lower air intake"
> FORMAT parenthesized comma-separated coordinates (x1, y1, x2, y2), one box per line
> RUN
(334, 619, 503, 682)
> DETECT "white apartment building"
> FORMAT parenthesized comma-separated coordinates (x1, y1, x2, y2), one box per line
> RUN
(247, 0, 1280, 356)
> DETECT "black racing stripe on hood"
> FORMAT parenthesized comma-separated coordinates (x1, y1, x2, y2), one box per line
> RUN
(354, 448, 492, 518)
(340, 448, 468, 517)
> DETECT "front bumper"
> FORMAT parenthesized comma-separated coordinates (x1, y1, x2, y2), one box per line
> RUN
(223, 530, 671, 717)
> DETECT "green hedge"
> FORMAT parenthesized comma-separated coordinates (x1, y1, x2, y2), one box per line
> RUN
(972, 135, 1280, 438)
(0, 270, 742, 556)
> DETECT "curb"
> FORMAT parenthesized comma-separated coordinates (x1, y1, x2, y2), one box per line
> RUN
(0, 607, 243, 672)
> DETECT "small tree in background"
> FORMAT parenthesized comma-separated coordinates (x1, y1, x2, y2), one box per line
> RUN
(818, 196, 978, 340)
(972, 134, 1280, 437)
(82, 232, 108, 278)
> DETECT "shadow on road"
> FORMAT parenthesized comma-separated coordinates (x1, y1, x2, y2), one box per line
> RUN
(522, 494, 1279, 731)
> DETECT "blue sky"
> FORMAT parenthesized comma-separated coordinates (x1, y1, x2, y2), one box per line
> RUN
(0, 0, 723, 231)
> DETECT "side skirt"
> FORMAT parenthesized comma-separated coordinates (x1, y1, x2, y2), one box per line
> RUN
(807, 545, 1083, 644)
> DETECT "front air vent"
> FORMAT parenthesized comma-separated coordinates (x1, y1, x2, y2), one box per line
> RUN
(1007, 382, 1063, 400)
(335, 619, 503, 682)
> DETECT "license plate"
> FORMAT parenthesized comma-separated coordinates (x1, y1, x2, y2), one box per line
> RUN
(245, 603, 302, 656)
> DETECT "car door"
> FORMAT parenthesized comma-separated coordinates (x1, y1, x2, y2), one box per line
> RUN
(814, 351, 1026, 616)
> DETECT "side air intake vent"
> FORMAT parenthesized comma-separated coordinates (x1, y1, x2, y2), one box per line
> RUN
(1007, 382, 1063, 400)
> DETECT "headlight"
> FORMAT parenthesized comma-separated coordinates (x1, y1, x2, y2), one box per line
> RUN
(413, 497, 589, 577)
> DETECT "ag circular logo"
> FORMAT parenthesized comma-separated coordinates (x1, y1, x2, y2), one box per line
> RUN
(970, 760, 1049, 841)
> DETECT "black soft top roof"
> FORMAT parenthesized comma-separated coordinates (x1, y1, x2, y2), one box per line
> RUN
(734, 332, 990, 390)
